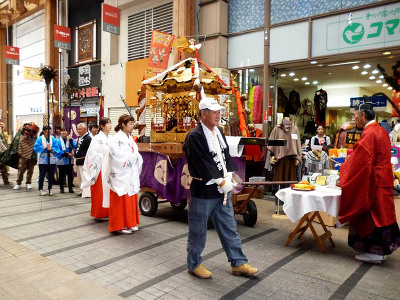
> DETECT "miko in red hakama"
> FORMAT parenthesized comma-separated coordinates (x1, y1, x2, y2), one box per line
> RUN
(90, 171, 108, 219)
(108, 191, 140, 232)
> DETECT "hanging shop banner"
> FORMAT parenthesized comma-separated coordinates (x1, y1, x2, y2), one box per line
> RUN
(54, 24, 71, 50)
(63, 105, 81, 139)
(148, 30, 175, 73)
(103, 3, 120, 35)
(5, 46, 19, 65)
(312, 2, 400, 56)
(350, 95, 387, 108)
(24, 67, 42, 81)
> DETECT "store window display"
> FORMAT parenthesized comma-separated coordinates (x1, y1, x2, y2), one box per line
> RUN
(230, 68, 263, 124)
(267, 116, 302, 182)
(314, 88, 328, 127)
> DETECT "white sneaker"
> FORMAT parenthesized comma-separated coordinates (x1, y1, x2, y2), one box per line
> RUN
(49, 190, 53, 196)
(26, 184, 32, 190)
(13, 185, 21, 190)
(129, 226, 139, 232)
(117, 228, 132, 234)
(40, 190, 47, 196)
(354, 253, 384, 264)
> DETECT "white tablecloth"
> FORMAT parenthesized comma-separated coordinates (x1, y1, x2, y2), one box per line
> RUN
(275, 186, 342, 223)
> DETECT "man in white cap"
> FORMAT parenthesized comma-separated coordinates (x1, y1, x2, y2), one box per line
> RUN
(184, 97, 258, 279)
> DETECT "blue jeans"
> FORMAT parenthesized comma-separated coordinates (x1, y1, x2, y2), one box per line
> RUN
(187, 193, 248, 270)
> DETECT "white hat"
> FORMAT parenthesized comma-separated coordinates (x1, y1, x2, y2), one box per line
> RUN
(199, 97, 226, 111)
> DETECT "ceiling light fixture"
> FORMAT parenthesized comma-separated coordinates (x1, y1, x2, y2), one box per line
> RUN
(383, 51, 391, 55)
(388, 87, 393, 90)
(312, 81, 318, 84)
(310, 61, 318, 64)
(249, 69, 255, 72)
(363, 64, 371, 68)
(352, 66, 360, 70)
(293, 78, 299, 81)
(281, 73, 287, 77)
(269, 85, 274, 88)
(361, 71, 368, 75)
(301, 77, 307, 81)
(383, 83, 388, 87)
(379, 75, 384, 78)
(376, 80, 382, 83)
(289, 72, 295, 76)
(305, 82, 310, 85)
(369, 76, 376, 80)
(371, 69, 379, 74)
(328, 61, 360, 67)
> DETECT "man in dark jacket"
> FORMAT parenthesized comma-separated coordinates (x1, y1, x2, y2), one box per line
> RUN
(74, 123, 91, 196)
(184, 97, 258, 279)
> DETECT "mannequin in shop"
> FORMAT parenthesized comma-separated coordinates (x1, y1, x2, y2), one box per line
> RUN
(286, 89, 300, 115)
(296, 98, 314, 127)
(305, 145, 330, 173)
(314, 88, 328, 127)
(268, 115, 302, 182)
(390, 122, 400, 145)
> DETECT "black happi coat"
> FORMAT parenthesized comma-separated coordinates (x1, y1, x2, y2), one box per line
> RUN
(184, 123, 237, 199)
(74, 133, 92, 166)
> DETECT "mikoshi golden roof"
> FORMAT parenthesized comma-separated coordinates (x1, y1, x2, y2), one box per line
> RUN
(142, 58, 232, 95)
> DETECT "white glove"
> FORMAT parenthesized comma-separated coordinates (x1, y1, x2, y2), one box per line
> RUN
(217, 179, 234, 194)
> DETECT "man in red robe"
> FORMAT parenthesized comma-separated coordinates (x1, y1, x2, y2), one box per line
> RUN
(339, 102, 400, 264)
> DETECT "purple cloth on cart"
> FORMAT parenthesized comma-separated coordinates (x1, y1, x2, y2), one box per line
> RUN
(140, 151, 245, 203)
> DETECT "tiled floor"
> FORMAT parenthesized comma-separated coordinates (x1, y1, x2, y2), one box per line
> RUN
(0, 168, 399, 299)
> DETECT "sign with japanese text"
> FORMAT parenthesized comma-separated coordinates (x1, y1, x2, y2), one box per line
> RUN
(54, 24, 71, 50)
(78, 65, 91, 86)
(103, 3, 120, 35)
(350, 95, 387, 108)
(148, 30, 175, 73)
(312, 2, 400, 56)
(74, 86, 99, 99)
(5, 45, 19, 65)
(345, 131, 361, 145)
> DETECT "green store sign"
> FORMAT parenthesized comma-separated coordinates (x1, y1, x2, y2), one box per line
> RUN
(324, 4, 400, 52)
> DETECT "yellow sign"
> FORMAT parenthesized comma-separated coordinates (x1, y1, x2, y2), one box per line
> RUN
(316, 176, 327, 186)
(24, 67, 42, 81)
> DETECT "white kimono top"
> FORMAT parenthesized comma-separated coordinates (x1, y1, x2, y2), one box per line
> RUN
(81, 130, 111, 207)
(106, 130, 143, 197)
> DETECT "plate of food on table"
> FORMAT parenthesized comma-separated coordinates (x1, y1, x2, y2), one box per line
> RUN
(290, 180, 315, 191)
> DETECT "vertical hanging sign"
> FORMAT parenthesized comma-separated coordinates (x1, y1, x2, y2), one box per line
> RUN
(54, 25, 71, 50)
(5, 46, 19, 65)
(103, 3, 120, 35)
(148, 30, 175, 73)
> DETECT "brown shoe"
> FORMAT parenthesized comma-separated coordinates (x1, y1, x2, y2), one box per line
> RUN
(188, 264, 212, 279)
(231, 263, 259, 277)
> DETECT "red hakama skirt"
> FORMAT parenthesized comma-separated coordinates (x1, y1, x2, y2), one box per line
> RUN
(109, 190, 140, 232)
(90, 172, 109, 219)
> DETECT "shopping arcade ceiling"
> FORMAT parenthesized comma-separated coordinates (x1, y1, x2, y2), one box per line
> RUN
(0, 0, 44, 29)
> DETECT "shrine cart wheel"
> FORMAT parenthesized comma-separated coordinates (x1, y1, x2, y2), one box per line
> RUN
(242, 200, 257, 227)
(170, 199, 187, 210)
(139, 192, 158, 216)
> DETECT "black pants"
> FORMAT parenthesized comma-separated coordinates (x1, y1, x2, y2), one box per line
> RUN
(38, 164, 55, 191)
(58, 165, 74, 191)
